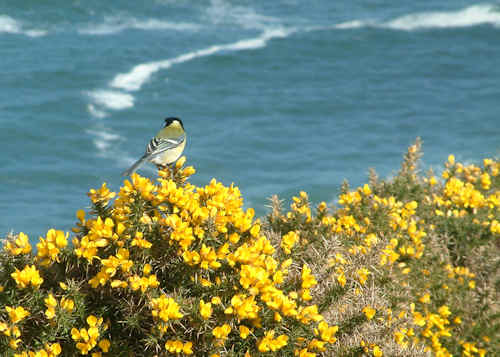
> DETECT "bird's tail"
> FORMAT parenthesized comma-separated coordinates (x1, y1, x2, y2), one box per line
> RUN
(122, 156, 147, 176)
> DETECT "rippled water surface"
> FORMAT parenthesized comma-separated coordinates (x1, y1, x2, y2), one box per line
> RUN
(1, 0, 499, 238)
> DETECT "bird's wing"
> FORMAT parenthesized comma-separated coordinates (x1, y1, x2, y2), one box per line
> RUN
(146, 133, 186, 158)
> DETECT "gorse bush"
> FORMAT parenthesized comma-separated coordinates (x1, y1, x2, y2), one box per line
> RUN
(1, 140, 499, 356)
(1, 157, 336, 357)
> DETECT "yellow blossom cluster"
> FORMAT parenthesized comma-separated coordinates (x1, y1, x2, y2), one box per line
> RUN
(73, 160, 337, 355)
(44, 293, 74, 319)
(281, 230, 299, 254)
(11, 265, 43, 289)
(0, 151, 497, 356)
(71, 315, 109, 355)
(1, 306, 30, 351)
(36, 229, 68, 266)
(151, 295, 184, 325)
(277, 149, 498, 356)
(165, 340, 193, 354)
(4, 232, 31, 256)
(14, 343, 62, 357)
(88, 182, 116, 205)
(257, 330, 288, 352)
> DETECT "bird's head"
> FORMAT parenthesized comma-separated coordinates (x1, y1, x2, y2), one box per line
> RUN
(164, 117, 184, 130)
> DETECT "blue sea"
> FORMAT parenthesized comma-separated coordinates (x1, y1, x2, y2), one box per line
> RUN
(1, 0, 499, 240)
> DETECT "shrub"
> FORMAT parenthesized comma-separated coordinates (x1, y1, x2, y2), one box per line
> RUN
(1, 141, 499, 356)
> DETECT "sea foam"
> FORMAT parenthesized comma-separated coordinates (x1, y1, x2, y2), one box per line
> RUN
(86, 128, 123, 153)
(87, 104, 108, 119)
(110, 27, 293, 92)
(78, 17, 200, 35)
(0, 15, 47, 37)
(87, 90, 135, 110)
(334, 4, 500, 31)
(386, 4, 500, 30)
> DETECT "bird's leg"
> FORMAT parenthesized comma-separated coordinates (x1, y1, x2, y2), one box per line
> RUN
(168, 163, 174, 180)
(156, 164, 167, 177)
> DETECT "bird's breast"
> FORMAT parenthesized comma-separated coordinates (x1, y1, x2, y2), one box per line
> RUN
(150, 139, 186, 165)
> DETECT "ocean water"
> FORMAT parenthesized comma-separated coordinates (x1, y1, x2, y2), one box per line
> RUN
(1, 0, 499, 240)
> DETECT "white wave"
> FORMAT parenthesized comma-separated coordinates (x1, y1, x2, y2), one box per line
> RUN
(87, 104, 108, 119)
(24, 29, 47, 37)
(78, 17, 200, 35)
(335, 20, 366, 29)
(386, 4, 500, 30)
(110, 27, 293, 91)
(87, 127, 144, 172)
(87, 90, 135, 110)
(0, 15, 47, 37)
(86, 129, 123, 152)
(333, 4, 500, 32)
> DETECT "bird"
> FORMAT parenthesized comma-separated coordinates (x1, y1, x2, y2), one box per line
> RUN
(122, 117, 186, 176)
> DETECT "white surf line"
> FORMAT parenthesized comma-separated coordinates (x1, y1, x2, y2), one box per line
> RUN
(332, 4, 500, 31)
(86, 128, 123, 153)
(0, 14, 47, 37)
(78, 17, 201, 35)
(86, 104, 107, 119)
(86, 90, 135, 111)
(385, 4, 500, 30)
(110, 27, 294, 92)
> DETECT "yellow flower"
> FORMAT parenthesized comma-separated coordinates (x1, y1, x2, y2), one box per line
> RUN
(165, 340, 185, 353)
(438, 305, 451, 317)
(373, 345, 383, 356)
(36, 229, 69, 265)
(49, 342, 62, 355)
(239, 325, 251, 339)
(9, 338, 21, 349)
(182, 166, 196, 177)
(362, 306, 376, 320)
(317, 321, 338, 343)
(281, 231, 299, 254)
(419, 293, 431, 304)
(356, 268, 370, 285)
(308, 338, 326, 352)
(336, 271, 346, 287)
(257, 330, 288, 352)
(211, 296, 222, 305)
(298, 305, 323, 324)
(4, 232, 32, 256)
(175, 156, 187, 168)
(295, 348, 316, 357)
(151, 295, 183, 322)
(212, 324, 231, 339)
(199, 300, 212, 319)
(480, 172, 491, 189)
(301, 289, 312, 301)
(6, 306, 30, 324)
(131, 231, 152, 249)
(183, 341, 194, 355)
(59, 282, 68, 290)
(11, 265, 43, 289)
(413, 311, 426, 327)
(44, 293, 57, 308)
(88, 182, 116, 204)
(44, 294, 57, 319)
(301, 264, 318, 289)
